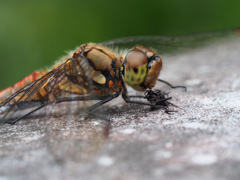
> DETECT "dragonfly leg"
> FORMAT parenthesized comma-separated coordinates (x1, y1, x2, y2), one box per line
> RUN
(85, 92, 121, 122)
(158, 78, 187, 91)
(122, 93, 167, 110)
(5, 104, 47, 124)
(128, 95, 171, 104)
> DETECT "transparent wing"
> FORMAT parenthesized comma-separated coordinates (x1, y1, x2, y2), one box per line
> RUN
(99, 28, 240, 55)
(0, 56, 97, 123)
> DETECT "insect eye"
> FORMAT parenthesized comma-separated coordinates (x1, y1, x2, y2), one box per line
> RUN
(125, 50, 148, 68)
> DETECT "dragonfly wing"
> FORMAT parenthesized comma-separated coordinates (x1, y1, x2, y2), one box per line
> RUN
(0, 71, 52, 123)
(0, 55, 98, 123)
(99, 29, 240, 55)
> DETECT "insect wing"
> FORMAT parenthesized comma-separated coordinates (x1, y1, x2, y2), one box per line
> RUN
(99, 28, 240, 55)
(0, 71, 52, 123)
(0, 56, 97, 123)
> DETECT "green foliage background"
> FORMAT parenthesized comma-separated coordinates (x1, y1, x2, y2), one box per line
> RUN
(0, 0, 239, 89)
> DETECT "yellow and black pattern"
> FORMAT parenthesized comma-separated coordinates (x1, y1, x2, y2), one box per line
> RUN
(124, 63, 147, 86)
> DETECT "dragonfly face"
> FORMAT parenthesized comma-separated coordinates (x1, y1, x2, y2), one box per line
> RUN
(123, 45, 162, 91)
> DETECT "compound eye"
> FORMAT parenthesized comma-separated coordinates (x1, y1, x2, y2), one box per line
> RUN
(125, 50, 148, 68)
(124, 50, 148, 87)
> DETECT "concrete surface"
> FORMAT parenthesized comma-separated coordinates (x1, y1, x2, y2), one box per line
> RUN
(0, 37, 240, 180)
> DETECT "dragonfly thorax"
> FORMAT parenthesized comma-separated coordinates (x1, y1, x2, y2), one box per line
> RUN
(123, 45, 162, 91)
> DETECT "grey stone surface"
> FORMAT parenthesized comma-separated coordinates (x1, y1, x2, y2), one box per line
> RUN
(0, 37, 240, 180)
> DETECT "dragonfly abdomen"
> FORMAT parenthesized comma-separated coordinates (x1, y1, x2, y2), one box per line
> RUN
(0, 71, 47, 103)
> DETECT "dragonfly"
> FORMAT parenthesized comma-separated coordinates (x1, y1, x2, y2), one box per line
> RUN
(0, 29, 238, 124)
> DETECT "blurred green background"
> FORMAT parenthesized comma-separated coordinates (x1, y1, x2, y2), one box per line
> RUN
(0, 0, 239, 90)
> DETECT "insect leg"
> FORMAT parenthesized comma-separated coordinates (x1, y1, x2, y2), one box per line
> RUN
(5, 103, 47, 124)
(122, 93, 167, 109)
(158, 78, 187, 91)
(127, 95, 144, 98)
(85, 92, 121, 122)
(128, 94, 171, 104)
(49, 94, 119, 122)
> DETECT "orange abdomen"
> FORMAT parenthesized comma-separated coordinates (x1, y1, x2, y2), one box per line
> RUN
(0, 71, 47, 103)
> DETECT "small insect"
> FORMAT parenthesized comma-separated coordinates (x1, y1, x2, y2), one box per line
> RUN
(143, 89, 178, 112)
(1, 29, 237, 124)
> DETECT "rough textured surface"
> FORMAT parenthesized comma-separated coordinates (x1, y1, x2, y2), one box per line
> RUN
(0, 37, 240, 180)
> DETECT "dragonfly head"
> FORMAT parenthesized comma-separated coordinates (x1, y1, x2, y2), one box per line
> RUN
(123, 45, 162, 91)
